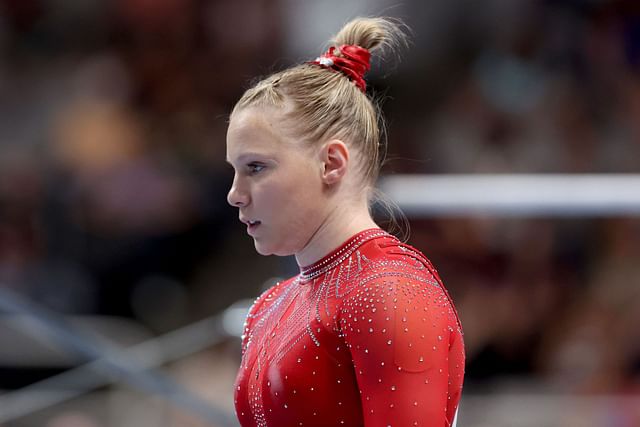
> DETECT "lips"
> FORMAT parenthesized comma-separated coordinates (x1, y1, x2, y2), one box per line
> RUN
(240, 217, 260, 226)
(240, 217, 261, 235)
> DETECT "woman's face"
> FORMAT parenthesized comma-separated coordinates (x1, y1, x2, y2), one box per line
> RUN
(226, 107, 329, 257)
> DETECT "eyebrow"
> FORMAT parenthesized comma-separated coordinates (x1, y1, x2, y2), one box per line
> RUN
(226, 152, 270, 164)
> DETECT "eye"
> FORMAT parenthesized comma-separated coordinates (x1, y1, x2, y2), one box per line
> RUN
(247, 162, 266, 174)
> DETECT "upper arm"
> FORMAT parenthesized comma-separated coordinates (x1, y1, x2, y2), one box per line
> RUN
(338, 275, 460, 426)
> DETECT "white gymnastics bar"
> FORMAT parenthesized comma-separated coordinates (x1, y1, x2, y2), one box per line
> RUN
(378, 174, 640, 216)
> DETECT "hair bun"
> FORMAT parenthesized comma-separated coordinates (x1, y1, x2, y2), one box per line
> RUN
(331, 17, 409, 57)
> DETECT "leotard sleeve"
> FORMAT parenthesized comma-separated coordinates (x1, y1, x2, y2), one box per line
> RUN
(337, 274, 463, 426)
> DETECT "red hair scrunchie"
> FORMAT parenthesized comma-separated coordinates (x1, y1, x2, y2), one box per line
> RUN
(310, 44, 371, 92)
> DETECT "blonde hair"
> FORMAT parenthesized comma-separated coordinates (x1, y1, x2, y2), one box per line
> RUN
(232, 17, 408, 192)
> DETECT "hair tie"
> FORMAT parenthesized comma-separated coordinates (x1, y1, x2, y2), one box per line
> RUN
(310, 44, 371, 92)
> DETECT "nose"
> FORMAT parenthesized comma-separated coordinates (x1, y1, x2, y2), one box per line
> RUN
(227, 175, 250, 207)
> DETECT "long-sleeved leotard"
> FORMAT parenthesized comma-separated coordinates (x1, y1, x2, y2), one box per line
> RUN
(234, 229, 465, 427)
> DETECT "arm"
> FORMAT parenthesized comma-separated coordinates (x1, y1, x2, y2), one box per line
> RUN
(338, 276, 460, 426)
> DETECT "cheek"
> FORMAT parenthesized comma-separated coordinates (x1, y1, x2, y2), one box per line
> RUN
(285, 167, 325, 210)
(256, 167, 326, 245)
(261, 165, 323, 212)
(282, 177, 327, 234)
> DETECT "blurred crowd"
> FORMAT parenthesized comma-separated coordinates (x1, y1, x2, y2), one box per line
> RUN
(0, 0, 639, 424)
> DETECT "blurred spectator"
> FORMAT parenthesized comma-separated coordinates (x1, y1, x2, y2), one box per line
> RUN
(0, 0, 638, 420)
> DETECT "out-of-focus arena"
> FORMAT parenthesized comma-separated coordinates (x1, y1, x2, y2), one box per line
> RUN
(0, 0, 639, 426)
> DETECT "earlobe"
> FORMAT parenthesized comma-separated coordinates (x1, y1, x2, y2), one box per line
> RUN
(324, 168, 341, 184)
(322, 139, 349, 185)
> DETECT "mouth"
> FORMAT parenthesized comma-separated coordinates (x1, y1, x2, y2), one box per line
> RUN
(242, 219, 261, 235)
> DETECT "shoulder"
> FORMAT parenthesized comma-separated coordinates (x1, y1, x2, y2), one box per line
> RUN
(335, 233, 463, 322)
(240, 276, 298, 354)
(338, 234, 463, 335)
(336, 237, 463, 341)
(356, 235, 444, 290)
(241, 276, 298, 343)
(245, 276, 298, 321)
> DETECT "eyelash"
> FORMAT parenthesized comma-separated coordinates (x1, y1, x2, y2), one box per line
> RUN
(247, 163, 265, 174)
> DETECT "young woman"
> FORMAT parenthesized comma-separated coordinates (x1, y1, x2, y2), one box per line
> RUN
(226, 17, 464, 427)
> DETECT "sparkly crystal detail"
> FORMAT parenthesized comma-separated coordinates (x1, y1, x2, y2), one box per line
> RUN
(234, 228, 465, 427)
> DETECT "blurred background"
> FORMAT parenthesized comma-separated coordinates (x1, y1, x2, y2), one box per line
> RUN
(0, 0, 639, 426)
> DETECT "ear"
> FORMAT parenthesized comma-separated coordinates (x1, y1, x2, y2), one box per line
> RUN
(321, 139, 349, 185)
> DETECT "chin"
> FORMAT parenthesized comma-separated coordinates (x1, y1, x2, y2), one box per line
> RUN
(253, 239, 296, 257)
(253, 241, 273, 256)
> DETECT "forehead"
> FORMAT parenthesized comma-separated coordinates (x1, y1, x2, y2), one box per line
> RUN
(226, 107, 289, 159)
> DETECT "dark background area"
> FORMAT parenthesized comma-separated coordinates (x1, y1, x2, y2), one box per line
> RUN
(0, 0, 639, 425)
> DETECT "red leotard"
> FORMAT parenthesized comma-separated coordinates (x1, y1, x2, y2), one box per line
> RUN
(234, 228, 465, 427)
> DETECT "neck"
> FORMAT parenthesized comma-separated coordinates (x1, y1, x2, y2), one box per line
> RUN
(295, 201, 379, 268)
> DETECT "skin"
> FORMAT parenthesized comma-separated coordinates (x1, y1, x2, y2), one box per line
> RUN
(226, 106, 379, 267)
